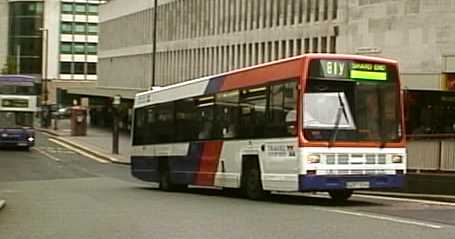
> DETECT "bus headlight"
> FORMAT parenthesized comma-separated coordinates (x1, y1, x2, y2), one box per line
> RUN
(392, 155, 403, 163)
(27, 137, 35, 142)
(307, 154, 321, 164)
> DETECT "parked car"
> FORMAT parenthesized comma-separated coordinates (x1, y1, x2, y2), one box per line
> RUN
(52, 107, 72, 119)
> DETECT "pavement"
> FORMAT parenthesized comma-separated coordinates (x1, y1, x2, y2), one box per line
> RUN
(37, 119, 131, 165)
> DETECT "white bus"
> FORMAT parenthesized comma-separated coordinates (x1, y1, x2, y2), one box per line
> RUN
(0, 75, 37, 150)
(131, 54, 407, 201)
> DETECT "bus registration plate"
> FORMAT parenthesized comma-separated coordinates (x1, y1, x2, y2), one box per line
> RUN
(346, 181, 370, 189)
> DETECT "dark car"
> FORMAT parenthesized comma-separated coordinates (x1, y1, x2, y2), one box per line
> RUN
(52, 107, 72, 119)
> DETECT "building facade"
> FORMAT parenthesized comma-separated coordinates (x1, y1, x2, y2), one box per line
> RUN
(0, 0, 103, 105)
(94, 0, 455, 98)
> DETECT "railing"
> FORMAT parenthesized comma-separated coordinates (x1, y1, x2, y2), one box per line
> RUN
(407, 135, 455, 171)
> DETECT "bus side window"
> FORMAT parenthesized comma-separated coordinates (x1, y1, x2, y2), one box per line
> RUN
(216, 90, 239, 139)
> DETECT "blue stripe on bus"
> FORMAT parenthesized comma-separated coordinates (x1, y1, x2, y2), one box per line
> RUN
(131, 142, 205, 184)
(298, 174, 405, 191)
(204, 76, 224, 95)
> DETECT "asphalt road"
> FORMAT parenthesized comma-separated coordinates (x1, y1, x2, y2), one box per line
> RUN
(0, 132, 454, 239)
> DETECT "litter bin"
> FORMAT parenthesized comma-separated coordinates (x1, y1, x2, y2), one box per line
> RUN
(70, 106, 87, 136)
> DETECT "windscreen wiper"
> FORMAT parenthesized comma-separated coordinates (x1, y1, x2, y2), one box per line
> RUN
(329, 93, 349, 147)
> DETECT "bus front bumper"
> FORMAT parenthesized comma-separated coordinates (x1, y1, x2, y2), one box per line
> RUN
(298, 174, 405, 191)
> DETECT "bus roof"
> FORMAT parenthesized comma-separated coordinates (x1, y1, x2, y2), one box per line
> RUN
(134, 54, 398, 108)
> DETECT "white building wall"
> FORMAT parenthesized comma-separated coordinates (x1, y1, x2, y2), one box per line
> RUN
(43, 0, 60, 80)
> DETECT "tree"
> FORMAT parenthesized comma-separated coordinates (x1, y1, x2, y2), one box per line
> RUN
(1, 56, 18, 74)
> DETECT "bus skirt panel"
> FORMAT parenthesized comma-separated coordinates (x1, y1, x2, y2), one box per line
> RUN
(298, 174, 405, 191)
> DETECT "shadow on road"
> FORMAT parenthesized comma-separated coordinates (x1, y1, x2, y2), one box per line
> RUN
(135, 186, 383, 207)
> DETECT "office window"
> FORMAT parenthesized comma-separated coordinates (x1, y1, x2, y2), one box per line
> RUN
(60, 42, 72, 54)
(87, 24, 98, 35)
(73, 43, 85, 54)
(74, 62, 85, 74)
(61, 22, 72, 34)
(74, 4, 87, 14)
(323, 0, 329, 20)
(87, 63, 97, 75)
(304, 38, 310, 53)
(74, 23, 86, 34)
(312, 37, 318, 53)
(62, 3, 73, 14)
(87, 43, 97, 54)
(60, 62, 72, 74)
(321, 36, 327, 53)
(314, 0, 319, 21)
(87, 4, 98, 15)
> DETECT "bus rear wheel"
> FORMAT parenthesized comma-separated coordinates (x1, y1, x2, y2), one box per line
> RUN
(329, 190, 353, 202)
(243, 166, 269, 200)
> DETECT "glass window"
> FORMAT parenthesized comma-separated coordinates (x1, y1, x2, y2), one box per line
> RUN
(60, 42, 72, 54)
(87, 63, 97, 75)
(73, 23, 86, 34)
(175, 99, 198, 141)
(62, 3, 73, 14)
(74, 62, 85, 74)
(74, 4, 87, 14)
(60, 62, 72, 74)
(61, 22, 72, 34)
(87, 24, 98, 35)
(266, 81, 298, 137)
(73, 43, 85, 54)
(238, 87, 267, 138)
(216, 90, 239, 139)
(195, 96, 215, 140)
(87, 44, 97, 54)
(150, 103, 175, 143)
(87, 4, 98, 15)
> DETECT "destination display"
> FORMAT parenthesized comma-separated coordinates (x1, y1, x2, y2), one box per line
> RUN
(1, 99, 29, 108)
(310, 60, 389, 81)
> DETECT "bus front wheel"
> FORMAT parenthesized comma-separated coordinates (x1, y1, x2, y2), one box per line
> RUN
(329, 190, 353, 202)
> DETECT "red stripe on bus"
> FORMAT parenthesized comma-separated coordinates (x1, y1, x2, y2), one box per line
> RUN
(194, 141, 223, 186)
(220, 59, 303, 91)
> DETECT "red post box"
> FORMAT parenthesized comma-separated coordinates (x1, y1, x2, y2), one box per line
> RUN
(70, 106, 87, 136)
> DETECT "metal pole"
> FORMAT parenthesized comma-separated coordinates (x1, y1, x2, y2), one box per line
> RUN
(112, 106, 119, 154)
(16, 45, 20, 74)
(151, 0, 158, 87)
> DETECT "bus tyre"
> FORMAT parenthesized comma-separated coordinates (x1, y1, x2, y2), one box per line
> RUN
(243, 166, 269, 200)
(329, 190, 353, 202)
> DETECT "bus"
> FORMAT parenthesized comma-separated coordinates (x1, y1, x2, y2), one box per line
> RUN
(131, 54, 406, 201)
(0, 75, 37, 150)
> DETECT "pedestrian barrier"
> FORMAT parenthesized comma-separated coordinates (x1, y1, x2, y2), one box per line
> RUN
(407, 140, 440, 170)
(440, 140, 455, 171)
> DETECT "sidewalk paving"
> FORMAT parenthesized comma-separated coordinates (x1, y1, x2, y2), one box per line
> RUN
(38, 119, 131, 164)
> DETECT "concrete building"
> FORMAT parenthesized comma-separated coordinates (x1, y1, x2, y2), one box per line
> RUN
(0, 0, 103, 105)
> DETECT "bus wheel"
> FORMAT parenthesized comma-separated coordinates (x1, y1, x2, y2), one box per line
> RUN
(243, 166, 269, 200)
(329, 190, 353, 202)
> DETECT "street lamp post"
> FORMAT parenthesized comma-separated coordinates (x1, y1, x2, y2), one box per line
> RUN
(151, 0, 157, 88)
(39, 28, 50, 128)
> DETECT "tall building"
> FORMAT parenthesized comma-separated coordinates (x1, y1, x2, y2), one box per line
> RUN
(0, 0, 103, 105)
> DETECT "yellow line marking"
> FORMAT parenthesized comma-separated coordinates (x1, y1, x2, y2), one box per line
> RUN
(48, 138, 110, 164)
